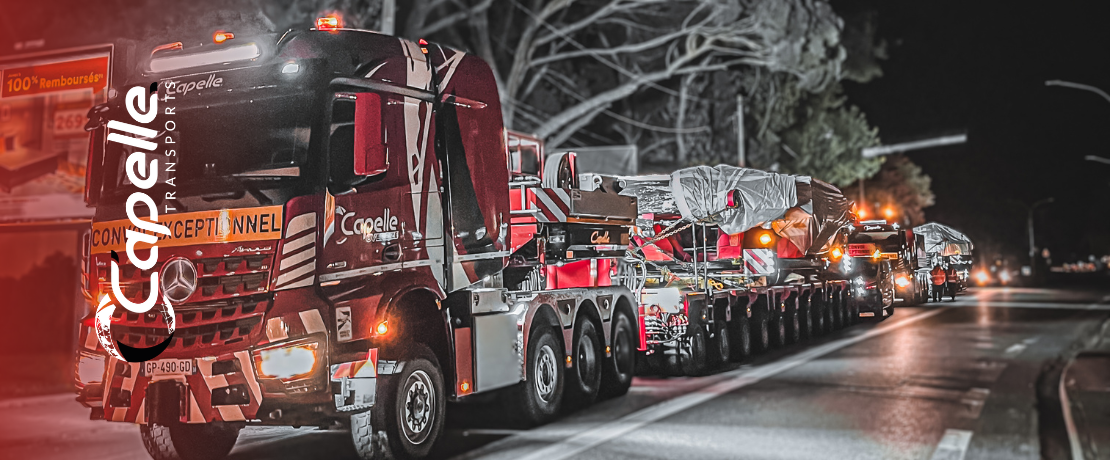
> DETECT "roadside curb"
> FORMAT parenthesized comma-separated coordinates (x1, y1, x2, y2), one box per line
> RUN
(1054, 312, 1110, 460)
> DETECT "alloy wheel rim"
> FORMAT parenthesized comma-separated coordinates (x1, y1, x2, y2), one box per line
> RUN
(402, 370, 435, 445)
(535, 344, 557, 403)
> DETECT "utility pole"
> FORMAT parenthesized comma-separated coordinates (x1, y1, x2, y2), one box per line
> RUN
(1022, 197, 1054, 276)
(381, 0, 395, 35)
(737, 95, 745, 167)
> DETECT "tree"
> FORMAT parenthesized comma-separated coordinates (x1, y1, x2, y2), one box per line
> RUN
(402, 0, 847, 149)
(778, 83, 882, 186)
(843, 154, 935, 226)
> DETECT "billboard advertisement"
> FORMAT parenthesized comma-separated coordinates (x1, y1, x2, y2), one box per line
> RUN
(0, 47, 111, 223)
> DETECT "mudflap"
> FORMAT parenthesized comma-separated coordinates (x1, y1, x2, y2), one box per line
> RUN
(146, 381, 187, 425)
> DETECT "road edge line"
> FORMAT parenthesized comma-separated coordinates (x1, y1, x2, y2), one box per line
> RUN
(1058, 360, 1083, 460)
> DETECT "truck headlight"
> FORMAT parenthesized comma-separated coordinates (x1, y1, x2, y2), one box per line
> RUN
(254, 341, 319, 381)
(76, 351, 106, 385)
(895, 276, 910, 288)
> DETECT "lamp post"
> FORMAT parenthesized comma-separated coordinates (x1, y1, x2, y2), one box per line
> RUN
(1045, 80, 1110, 104)
(1016, 198, 1054, 276)
(1085, 155, 1110, 165)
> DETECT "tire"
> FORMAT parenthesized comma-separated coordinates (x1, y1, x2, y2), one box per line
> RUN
(349, 410, 382, 460)
(755, 309, 771, 352)
(812, 296, 826, 335)
(379, 344, 446, 460)
(800, 298, 813, 340)
(710, 319, 731, 366)
(140, 421, 241, 460)
(786, 300, 801, 344)
(509, 326, 565, 425)
(568, 319, 603, 405)
(729, 312, 752, 362)
(772, 309, 787, 349)
(680, 326, 709, 376)
(600, 312, 635, 399)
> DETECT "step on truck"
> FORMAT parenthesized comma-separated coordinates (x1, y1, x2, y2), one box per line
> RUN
(75, 22, 638, 460)
(598, 165, 856, 376)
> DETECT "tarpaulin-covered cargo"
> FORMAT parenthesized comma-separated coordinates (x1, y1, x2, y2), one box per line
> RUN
(913, 222, 974, 257)
(610, 165, 851, 257)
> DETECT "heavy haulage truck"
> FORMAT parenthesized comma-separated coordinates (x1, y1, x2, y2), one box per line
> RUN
(75, 23, 640, 460)
(598, 165, 857, 375)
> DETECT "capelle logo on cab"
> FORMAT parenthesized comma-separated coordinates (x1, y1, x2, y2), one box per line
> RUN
(92, 82, 178, 363)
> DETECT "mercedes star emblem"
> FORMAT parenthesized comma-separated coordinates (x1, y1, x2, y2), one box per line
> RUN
(160, 257, 198, 304)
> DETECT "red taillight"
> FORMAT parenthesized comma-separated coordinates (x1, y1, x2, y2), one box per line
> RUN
(213, 31, 234, 44)
(317, 16, 340, 31)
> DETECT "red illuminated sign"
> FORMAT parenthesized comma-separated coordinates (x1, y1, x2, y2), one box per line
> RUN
(1, 56, 109, 98)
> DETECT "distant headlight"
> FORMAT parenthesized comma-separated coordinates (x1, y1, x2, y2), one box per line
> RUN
(895, 276, 910, 287)
(254, 341, 319, 381)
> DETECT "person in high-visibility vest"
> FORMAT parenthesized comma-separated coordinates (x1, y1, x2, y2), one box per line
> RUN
(930, 264, 947, 302)
(945, 265, 959, 301)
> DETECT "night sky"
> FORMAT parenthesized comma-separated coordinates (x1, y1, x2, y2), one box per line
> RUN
(835, 0, 1110, 265)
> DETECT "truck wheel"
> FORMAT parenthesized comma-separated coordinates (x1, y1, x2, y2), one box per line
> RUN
(140, 421, 241, 460)
(510, 326, 565, 425)
(568, 319, 603, 405)
(349, 410, 382, 460)
(799, 299, 813, 340)
(755, 310, 771, 351)
(710, 319, 731, 365)
(379, 344, 446, 460)
(773, 310, 787, 349)
(729, 313, 751, 362)
(831, 297, 843, 330)
(786, 302, 800, 344)
(680, 326, 709, 375)
(600, 312, 635, 399)
(812, 297, 826, 335)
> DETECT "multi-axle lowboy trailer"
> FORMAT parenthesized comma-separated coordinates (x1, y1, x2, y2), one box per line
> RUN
(599, 166, 857, 375)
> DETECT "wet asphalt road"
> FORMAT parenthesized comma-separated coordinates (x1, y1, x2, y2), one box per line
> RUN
(2, 286, 1108, 460)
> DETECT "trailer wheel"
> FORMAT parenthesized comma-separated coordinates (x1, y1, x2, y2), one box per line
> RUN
(799, 298, 813, 340)
(773, 311, 787, 348)
(755, 309, 771, 351)
(509, 325, 565, 425)
(729, 312, 751, 362)
(711, 319, 731, 365)
(568, 319, 603, 405)
(140, 421, 241, 460)
(600, 311, 635, 399)
(680, 326, 709, 375)
(379, 344, 446, 460)
(786, 300, 801, 344)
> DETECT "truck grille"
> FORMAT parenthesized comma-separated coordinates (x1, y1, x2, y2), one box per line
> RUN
(110, 295, 270, 352)
(101, 254, 274, 304)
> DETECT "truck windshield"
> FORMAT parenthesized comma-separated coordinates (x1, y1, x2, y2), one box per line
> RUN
(100, 91, 316, 201)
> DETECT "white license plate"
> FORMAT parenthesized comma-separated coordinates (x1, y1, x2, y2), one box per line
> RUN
(142, 359, 195, 377)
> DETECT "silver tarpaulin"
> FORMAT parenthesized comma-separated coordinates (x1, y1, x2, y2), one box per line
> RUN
(668, 165, 802, 235)
(914, 222, 974, 256)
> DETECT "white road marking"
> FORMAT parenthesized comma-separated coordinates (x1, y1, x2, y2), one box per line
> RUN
(505, 308, 949, 460)
(929, 429, 973, 460)
(1004, 343, 1027, 355)
(960, 388, 990, 419)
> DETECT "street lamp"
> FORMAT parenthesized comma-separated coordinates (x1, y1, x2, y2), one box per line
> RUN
(1086, 155, 1110, 165)
(1045, 80, 1110, 104)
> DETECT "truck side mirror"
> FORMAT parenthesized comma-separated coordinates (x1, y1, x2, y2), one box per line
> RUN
(353, 93, 387, 176)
